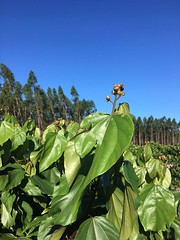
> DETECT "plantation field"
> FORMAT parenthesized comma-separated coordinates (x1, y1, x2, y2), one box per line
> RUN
(129, 142, 180, 191)
(0, 112, 180, 240)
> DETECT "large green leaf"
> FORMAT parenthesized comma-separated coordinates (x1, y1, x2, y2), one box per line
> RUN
(121, 161, 139, 192)
(0, 174, 8, 191)
(50, 114, 134, 226)
(153, 166, 172, 188)
(74, 131, 96, 158)
(0, 121, 14, 145)
(106, 187, 139, 239)
(21, 201, 33, 225)
(80, 112, 108, 129)
(10, 126, 26, 151)
(41, 166, 61, 185)
(143, 144, 152, 162)
(5, 168, 25, 191)
(171, 217, 180, 240)
(1, 191, 17, 228)
(138, 184, 176, 231)
(0, 233, 19, 239)
(31, 175, 54, 196)
(23, 178, 43, 196)
(75, 216, 119, 240)
(51, 175, 86, 225)
(64, 141, 81, 186)
(135, 166, 146, 187)
(146, 157, 161, 179)
(115, 102, 130, 114)
(66, 121, 79, 139)
(119, 187, 139, 240)
(50, 227, 66, 240)
(106, 187, 124, 232)
(0, 163, 22, 171)
(37, 216, 54, 240)
(84, 114, 134, 186)
(39, 132, 67, 172)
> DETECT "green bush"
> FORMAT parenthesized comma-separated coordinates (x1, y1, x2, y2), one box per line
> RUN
(0, 84, 179, 239)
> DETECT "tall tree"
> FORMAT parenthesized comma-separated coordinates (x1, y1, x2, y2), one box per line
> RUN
(58, 86, 71, 120)
(34, 85, 47, 130)
(70, 86, 80, 122)
(46, 87, 56, 122)
(23, 71, 37, 120)
(147, 116, 154, 141)
(78, 99, 96, 121)
(0, 64, 16, 115)
(14, 81, 23, 123)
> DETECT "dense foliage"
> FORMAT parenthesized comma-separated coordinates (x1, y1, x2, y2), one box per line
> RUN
(0, 84, 179, 239)
(0, 64, 96, 130)
(129, 142, 180, 192)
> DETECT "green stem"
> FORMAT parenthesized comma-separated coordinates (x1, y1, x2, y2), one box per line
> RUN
(111, 95, 120, 115)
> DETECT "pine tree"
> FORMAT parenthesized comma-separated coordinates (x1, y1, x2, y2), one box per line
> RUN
(34, 85, 47, 130)
(0, 64, 16, 116)
(23, 71, 37, 120)
(46, 87, 56, 122)
(70, 86, 80, 122)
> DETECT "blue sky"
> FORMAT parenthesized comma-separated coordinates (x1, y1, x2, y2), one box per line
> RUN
(1, 0, 180, 121)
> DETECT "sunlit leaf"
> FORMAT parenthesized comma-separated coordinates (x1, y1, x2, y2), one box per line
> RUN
(115, 102, 130, 114)
(84, 114, 134, 186)
(0, 121, 14, 146)
(51, 114, 134, 226)
(74, 131, 96, 158)
(66, 121, 79, 139)
(50, 227, 66, 240)
(138, 184, 176, 231)
(0, 233, 19, 240)
(1, 191, 16, 228)
(23, 178, 43, 196)
(144, 144, 152, 162)
(80, 112, 108, 129)
(64, 141, 81, 186)
(106, 187, 124, 232)
(75, 216, 119, 240)
(5, 168, 24, 191)
(10, 126, 26, 151)
(39, 132, 67, 172)
(146, 157, 161, 179)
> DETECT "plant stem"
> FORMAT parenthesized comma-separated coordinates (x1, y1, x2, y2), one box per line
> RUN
(111, 95, 120, 115)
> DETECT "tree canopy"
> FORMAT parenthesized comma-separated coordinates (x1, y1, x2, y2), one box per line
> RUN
(0, 64, 96, 129)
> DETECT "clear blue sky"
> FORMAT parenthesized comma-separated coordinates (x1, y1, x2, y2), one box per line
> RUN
(1, 0, 180, 121)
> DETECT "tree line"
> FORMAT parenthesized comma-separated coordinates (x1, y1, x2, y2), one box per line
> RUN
(0, 64, 96, 130)
(0, 63, 179, 145)
(132, 116, 180, 145)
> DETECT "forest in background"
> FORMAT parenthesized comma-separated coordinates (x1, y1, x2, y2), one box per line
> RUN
(0, 64, 96, 129)
(0, 63, 179, 145)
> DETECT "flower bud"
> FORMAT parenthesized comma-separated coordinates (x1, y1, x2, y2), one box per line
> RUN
(117, 90, 125, 96)
(106, 95, 111, 102)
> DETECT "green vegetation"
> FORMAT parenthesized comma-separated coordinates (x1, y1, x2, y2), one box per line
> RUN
(0, 64, 96, 129)
(1, 64, 179, 145)
(129, 142, 180, 192)
(0, 83, 179, 239)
